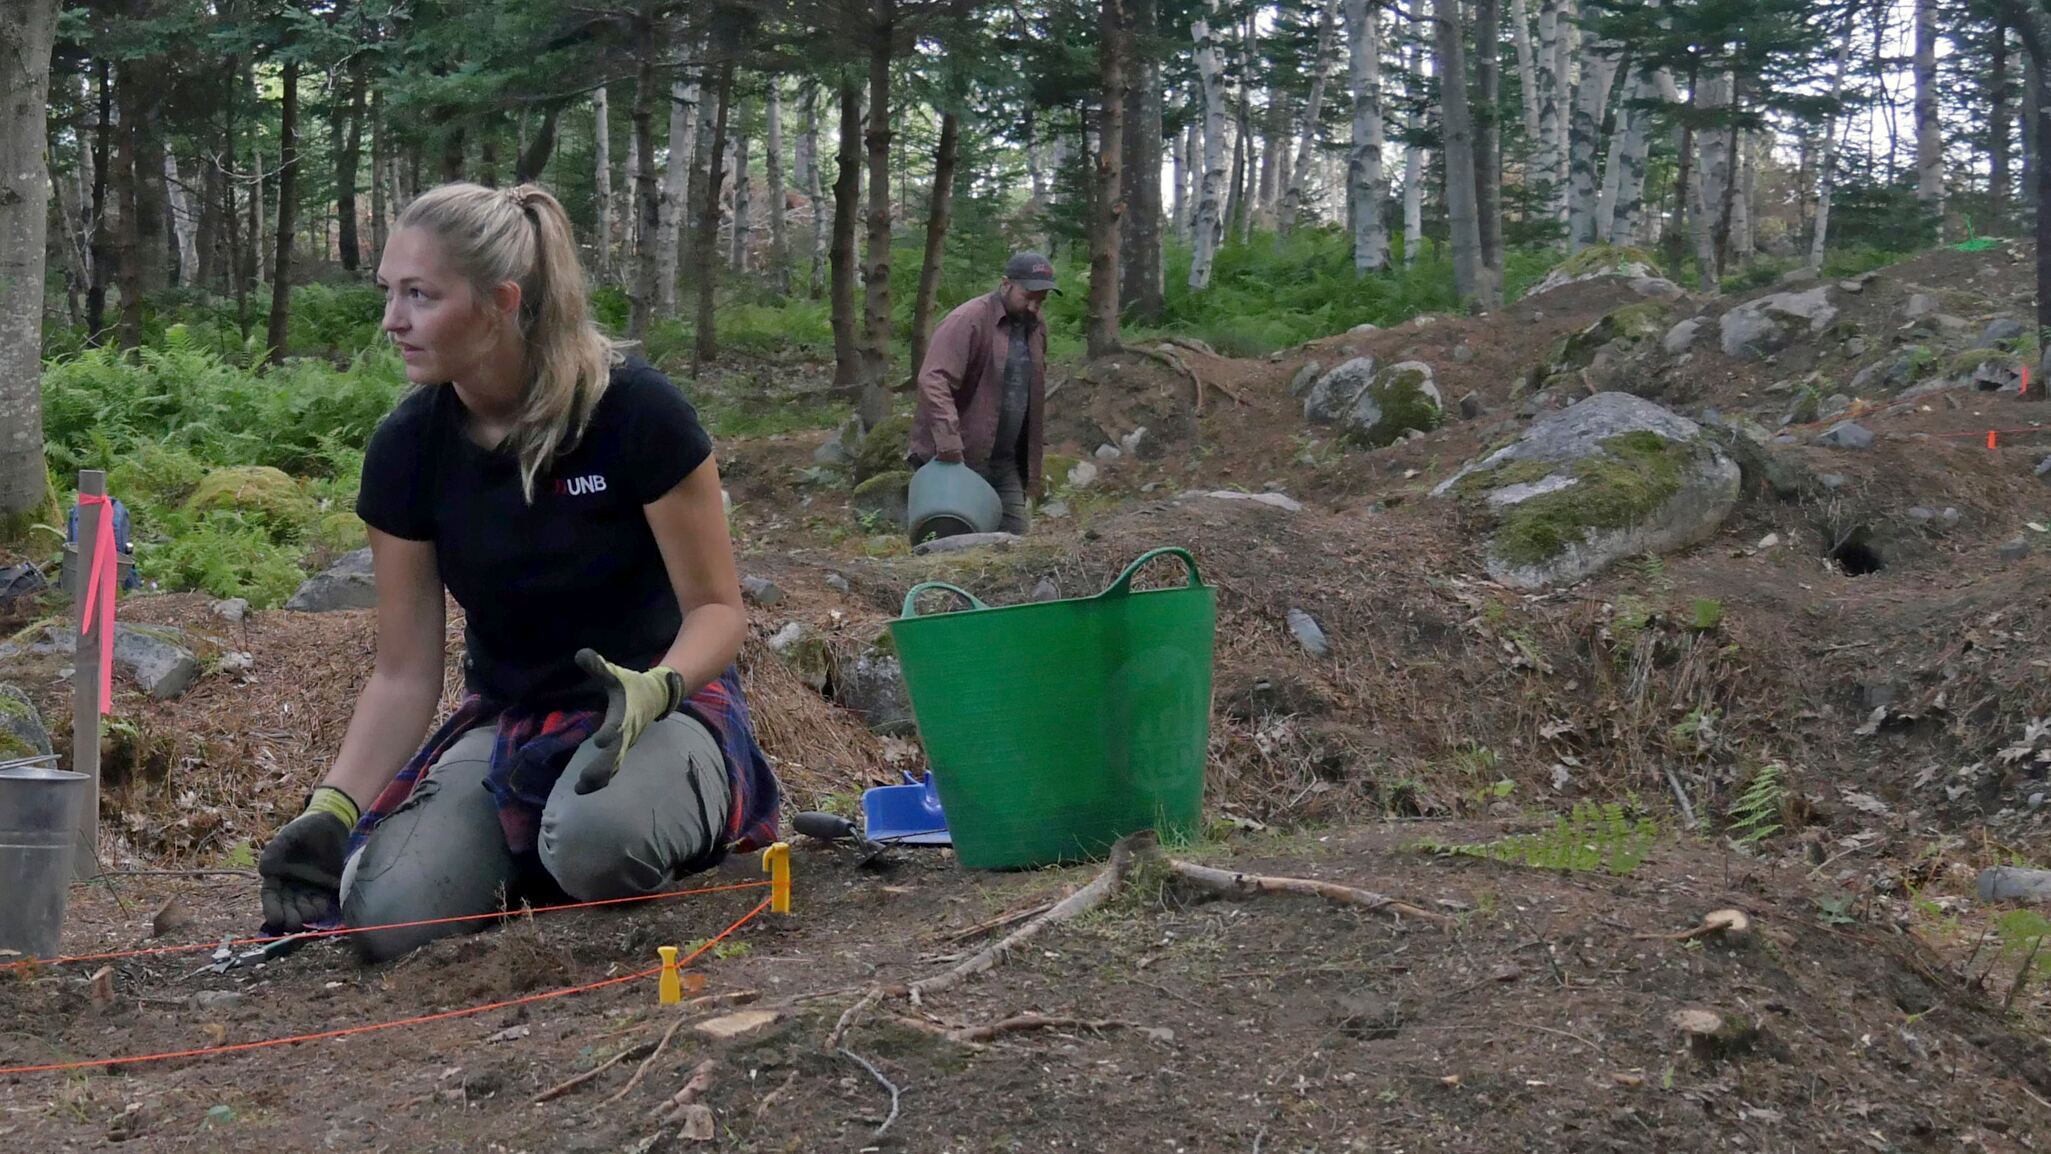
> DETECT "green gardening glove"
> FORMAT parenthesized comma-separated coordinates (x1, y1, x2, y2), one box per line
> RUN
(573, 648, 686, 794)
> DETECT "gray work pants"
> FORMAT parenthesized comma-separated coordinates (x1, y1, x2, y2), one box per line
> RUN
(337, 713, 732, 962)
(976, 457, 1032, 536)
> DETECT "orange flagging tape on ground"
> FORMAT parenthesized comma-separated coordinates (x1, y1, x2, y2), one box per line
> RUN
(0, 897, 772, 1077)
(3, 879, 774, 973)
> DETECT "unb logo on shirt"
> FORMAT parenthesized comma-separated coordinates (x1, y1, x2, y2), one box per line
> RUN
(555, 474, 608, 496)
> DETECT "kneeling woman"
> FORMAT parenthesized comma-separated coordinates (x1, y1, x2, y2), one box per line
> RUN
(257, 183, 779, 961)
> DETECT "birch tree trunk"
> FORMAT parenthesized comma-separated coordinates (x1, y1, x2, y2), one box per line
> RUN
(627, 0, 664, 340)
(1172, 115, 1189, 243)
(1535, 0, 1566, 225)
(729, 119, 751, 272)
(1189, 14, 1228, 290)
(1511, 0, 1540, 140)
(799, 79, 826, 297)
(1087, 0, 1127, 359)
(594, 87, 612, 282)
(1473, 0, 1503, 275)
(0, 0, 59, 526)
(859, 0, 897, 430)
(1567, 46, 1616, 252)
(165, 154, 198, 285)
(1604, 71, 1655, 245)
(831, 74, 861, 390)
(1122, 0, 1164, 324)
(1733, 130, 1754, 260)
(657, 70, 700, 315)
(1434, 0, 1491, 306)
(1595, 73, 1628, 241)
(1809, 16, 1853, 268)
(1343, 0, 1387, 273)
(1692, 72, 1726, 286)
(1913, 0, 1943, 225)
(1993, 27, 2011, 227)
(264, 56, 299, 365)
(1403, 37, 1424, 265)
(690, 53, 734, 373)
(1281, 0, 1339, 234)
(765, 80, 788, 295)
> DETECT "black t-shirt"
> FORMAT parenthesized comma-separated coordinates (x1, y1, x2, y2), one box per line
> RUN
(356, 359, 714, 709)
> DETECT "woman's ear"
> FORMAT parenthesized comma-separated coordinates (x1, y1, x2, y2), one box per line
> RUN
(490, 281, 523, 324)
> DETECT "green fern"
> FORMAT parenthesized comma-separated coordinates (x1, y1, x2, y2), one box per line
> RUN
(1416, 802, 1659, 875)
(1727, 763, 1787, 846)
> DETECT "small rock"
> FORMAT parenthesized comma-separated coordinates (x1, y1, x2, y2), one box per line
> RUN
(1285, 609, 1330, 658)
(1818, 473, 1848, 490)
(210, 598, 249, 623)
(0, 682, 52, 756)
(1844, 337, 1868, 357)
(1934, 314, 1971, 335)
(1288, 361, 1323, 397)
(1458, 392, 1482, 420)
(1030, 577, 1060, 602)
(1998, 536, 2032, 561)
(1902, 292, 1939, 320)
(192, 991, 243, 1011)
(832, 649, 913, 734)
(1815, 421, 1875, 450)
(219, 651, 254, 674)
(825, 572, 851, 594)
(286, 547, 376, 612)
(1094, 443, 1122, 462)
(1757, 533, 1780, 549)
(1185, 490, 1304, 513)
(1906, 506, 1936, 523)
(1452, 343, 1475, 363)
(912, 531, 1020, 556)
(1818, 393, 1852, 420)
(2036, 455, 2051, 485)
(1941, 507, 1961, 526)
(1352, 322, 1382, 334)
(1837, 278, 1866, 294)
(1120, 427, 1150, 457)
(1041, 499, 1071, 519)
(1661, 318, 1704, 355)
(811, 437, 854, 468)
(766, 622, 806, 653)
(1067, 461, 1100, 490)
(740, 576, 784, 606)
(695, 1009, 781, 1040)
(1979, 866, 2051, 902)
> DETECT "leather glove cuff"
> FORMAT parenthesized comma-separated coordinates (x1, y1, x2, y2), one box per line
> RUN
(303, 785, 361, 830)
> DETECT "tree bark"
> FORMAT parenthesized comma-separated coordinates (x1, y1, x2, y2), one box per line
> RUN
(1994, 25, 2012, 228)
(1913, 0, 1942, 225)
(1088, 0, 1127, 358)
(628, 0, 665, 340)
(1567, 44, 1617, 252)
(765, 79, 788, 295)
(369, 85, 388, 258)
(910, 109, 959, 380)
(338, 52, 366, 272)
(1173, 114, 1192, 242)
(1343, 0, 1387, 273)
(658, 67, 700, 315)
(594, 87, 612, 283)
(691, 55, 734, 373)
(165, 154, 199, 285)
(1403, 36, 1423, 264)
(514, 104, 560, 183)
(729, 117, 751, 271)
(1121, 0, 1162, 323)
(1605, 71, 1655, 245)
(0, 0, 59, 527)
(831, 74, 862, 392)
(1473, 0, 1503, 274)
(87, 57, 109, 343)
(1433, 0, 1491, 307)
(1808, 20, 1849, 263)
(265, 55, 300, 365)
(113, 63, 144, 348)
(1281, 0, 1338, 234)
(1189, 13, 1228, 289)
(802, 78, 827, 298)
(1999, 1, 2051, 348)
(1510, 0, 1540, 140)
(133, 80, 169, 294)
(858, 0, 896, 430)
(1535, 0, 1565, 226)
(1712, 75, 1743, 279)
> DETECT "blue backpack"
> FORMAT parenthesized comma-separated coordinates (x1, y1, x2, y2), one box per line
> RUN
(67, 497, 141, 590)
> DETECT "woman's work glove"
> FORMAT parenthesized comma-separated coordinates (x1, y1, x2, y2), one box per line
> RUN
(258, 785, 359, 932)
(574, 648, 685, 794)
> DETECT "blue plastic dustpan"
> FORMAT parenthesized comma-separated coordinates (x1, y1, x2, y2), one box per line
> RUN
(862, 771, 952, 845)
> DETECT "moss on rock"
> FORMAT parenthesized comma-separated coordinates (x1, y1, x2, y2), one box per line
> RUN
(1486, 432, 1692, 567)
(1949, 347, 2018, 377)
(186, 465, 311, 525)
(854, 415, 914, 482)
(1550, 244, 1662, 279)
(1343, 364, 1443, 448)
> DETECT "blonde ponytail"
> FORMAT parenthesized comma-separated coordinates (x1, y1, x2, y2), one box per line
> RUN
(394, 182, 621, 502)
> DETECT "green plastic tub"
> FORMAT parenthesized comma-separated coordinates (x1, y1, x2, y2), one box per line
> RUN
(889, 547, 1215, 869)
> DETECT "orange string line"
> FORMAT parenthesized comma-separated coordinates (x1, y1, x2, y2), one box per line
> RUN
(0, 897, 772, 1077)
(5, 879, 774, 972)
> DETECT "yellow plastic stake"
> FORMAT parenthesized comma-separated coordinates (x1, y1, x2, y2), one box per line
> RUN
(657, 945, 680, 1004)
(761, 841, 792, 914)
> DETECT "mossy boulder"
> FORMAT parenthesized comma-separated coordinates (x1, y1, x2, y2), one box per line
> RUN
(185, 466, 311, 525)
(1042, 453, 1082, 489)
(1339, 361, 1443, 448)
(308, 510, 368, 554)
(1529, 246, 1665, 296)
(1434, 392, 1741, 589)
(853, 415, 914, 482)
(0, 683, 51, 759)
(1534, 301, 1674, 388)
(851, 470, 912, 531)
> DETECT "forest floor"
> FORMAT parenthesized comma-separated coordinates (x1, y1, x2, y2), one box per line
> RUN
(7, 242, 2051, 1151)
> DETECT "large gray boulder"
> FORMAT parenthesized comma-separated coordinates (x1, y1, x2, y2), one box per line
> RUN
(1433, 392, 1741, 590)
(833, 647, 914, 736)
(0, 683, 51, 758)
(1718, 286, 1837, 359)
(15, 623, 204, 700)
(1303, 356, 1378, 425)
(1338, 361, 1443, 447)
(286, 547, 376, 612)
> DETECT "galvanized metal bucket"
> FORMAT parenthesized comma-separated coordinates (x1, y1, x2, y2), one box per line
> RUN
(0, 763, 88, 959)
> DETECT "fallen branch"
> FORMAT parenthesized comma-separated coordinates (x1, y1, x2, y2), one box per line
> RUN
(533, 1040, 657, 1104)
(949, 1013, 1148, 1043)
(888, 1012, 989, 1050)
(940, 897, 1062, 944)
(824, 833, 1151, 1049)
(838, 1047, 902, 1140)
(598, 1014, 693, 1109)
(753, 1069, 799, 1118)
(1158, 857, 1456, 928)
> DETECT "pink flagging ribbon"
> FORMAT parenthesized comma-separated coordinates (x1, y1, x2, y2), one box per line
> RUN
(76, 494, 118, 713)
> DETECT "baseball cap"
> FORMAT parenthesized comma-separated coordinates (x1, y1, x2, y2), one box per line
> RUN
(1003, 252, 1059, 293)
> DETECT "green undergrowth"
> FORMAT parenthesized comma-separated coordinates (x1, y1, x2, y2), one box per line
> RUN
(1416, 801, 1660, 875)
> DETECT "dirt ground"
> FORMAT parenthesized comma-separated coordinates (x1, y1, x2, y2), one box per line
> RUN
(9, 242, 2051, 1150)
